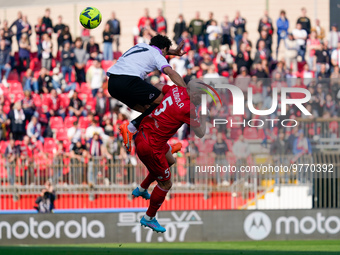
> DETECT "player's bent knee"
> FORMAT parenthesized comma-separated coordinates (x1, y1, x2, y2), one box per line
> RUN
(158, 179, 172, 190)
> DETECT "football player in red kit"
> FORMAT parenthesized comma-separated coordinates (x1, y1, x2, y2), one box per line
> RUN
(132, 79, 206, 233)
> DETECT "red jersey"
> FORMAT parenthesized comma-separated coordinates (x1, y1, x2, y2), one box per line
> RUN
(139, 85, 200, 149)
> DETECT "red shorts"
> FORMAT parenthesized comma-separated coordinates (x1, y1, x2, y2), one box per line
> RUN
(135, 129, 171, 181)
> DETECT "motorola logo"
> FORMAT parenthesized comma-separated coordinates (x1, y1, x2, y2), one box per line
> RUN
(244, 212, 272, 240)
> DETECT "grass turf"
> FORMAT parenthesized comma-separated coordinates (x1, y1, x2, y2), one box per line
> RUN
(0, 240, 339, 255)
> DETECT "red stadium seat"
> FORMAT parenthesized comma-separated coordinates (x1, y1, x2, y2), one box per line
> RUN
(50, 116, 64, 130)
(243, 127, 259, 140)
(62, 139, 71, 152)
(56, 128, 68, 141)
(79, 116, 91, 129)
(80, 83, 92, 95)
(58, 93, 70, 108)
(30, 58, 41, 71)
(113, 51, 122, 60)
(8, 81, 23, 94)
(7, 71, 19, 81)
(32, 94, 42, 107)
(101, 60, 113, 71)
(0, 141, 9, 154)
(43, 138, 57, 154)
(64, 116, 78, 128)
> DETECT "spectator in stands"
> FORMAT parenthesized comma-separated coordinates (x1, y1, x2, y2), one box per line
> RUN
(313, 42, 329, 78)
(103, 23, 113, 61)
(7, 102, 26, 141)
(67, 121, 81, 145)
(206, 20, 221, 54)
(258, 15, 273, 38)
(292, 129, 312, 167)
(177, 30, 195, 52)
(49, 89, 66, 119)
(70, 140, 86, 184)
(41, 33, 52, 70)
(1, 20, 14, 49)
(21, 15, 32, 38)
(53, 141, 67, 184)
(203, 12, 216, 47)
(57, 26, 73, 50)
(0, 105, 7, 140)
(232, 11, 246, 51)
(256, 30, 272, 54)
(137, 8, 155, 33)
(34, 180, 55, 213)
(317, 63, 330, 81)
(221, 15, 232, 49)
(203, 65, 220, 78)
(217, 55, 229, 76)
(42, 8, 53, 35)
(238, 31, 252, 53)
(85, 119, 104, 141)
(86, 59, 106, 97)
(18, 33, 31, 77)
(323, 94, 337, 117)
(297, 7, 311, 35)
(54, 15, 65, 38)
(107, 12, 120, 52)
(35, 17, 46, 58)
(86, 36, 101, 60)
(61, 41, 74, 83)
(328, 24, 339, 54)
(0, 40, 11, 87)
(293, 23, 307, 61)
(212, 132, 230, 185)
(87, 132, 110, 187)
(170, 56, 187, 79)
(233, 135, 250, 174)
(331, 42, 340, 70)
(312, 19, 325, 41)
(138, 28, 152, 44)
(37, 68, 53, 93)
(173, 14, 186, 44)
(5, 138, 19, 186)
(276, 10, 289, 60)
(235, 42, 252, 73)
(200, 53, 213, 76)
(306, 30, 320, 70)
(73, 37, 87, 84)
(235, 66, 251, 93)
(21, 90, 35, 121)
(154, 8, 167, 34)
(254, 40, 270, 64)
(189, 11, 205, 46)
(68, 91, 86, 117)
(27, 116, 44, 143)
(95, 89, 110, 122)
(9, 11, 24, 47)
(285, 33, 298, 72)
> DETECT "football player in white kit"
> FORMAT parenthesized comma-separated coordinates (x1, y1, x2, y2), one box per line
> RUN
(107, 34, 186, 151)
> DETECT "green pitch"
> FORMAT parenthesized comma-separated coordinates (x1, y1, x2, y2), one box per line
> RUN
(0, 240, 339, 255)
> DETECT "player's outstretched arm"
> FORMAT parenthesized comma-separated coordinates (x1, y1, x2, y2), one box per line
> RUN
(163, 66, 186, 87)
(167, 40, 186, 56)
(192, 113, 206, 138)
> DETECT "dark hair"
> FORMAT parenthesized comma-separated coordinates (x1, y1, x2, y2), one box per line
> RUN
(149, 34, 172, 52)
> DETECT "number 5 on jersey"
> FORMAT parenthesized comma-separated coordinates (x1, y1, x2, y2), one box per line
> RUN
(154, 97, 173, 116)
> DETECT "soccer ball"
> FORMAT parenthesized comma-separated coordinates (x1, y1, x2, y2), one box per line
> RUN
(79, 7, 102, 29)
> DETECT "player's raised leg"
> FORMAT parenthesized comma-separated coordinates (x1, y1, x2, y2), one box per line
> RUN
(140, 179, 172, 233)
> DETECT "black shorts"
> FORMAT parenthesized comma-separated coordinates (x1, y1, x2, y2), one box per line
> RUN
(107, 74, 161, 109)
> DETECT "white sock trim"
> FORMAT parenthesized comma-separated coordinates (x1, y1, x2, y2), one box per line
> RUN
(127, 123, 137, 133)
(144, 214, 153, 221)
(156, 184, 169, 192)
(138, 185, 145, 192)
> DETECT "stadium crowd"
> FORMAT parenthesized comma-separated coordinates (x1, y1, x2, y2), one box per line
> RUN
(0, 7, 339, 186)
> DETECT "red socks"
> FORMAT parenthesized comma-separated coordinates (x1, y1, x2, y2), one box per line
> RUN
(146, 185, 168, 217)
(140, 173, 156, 190)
